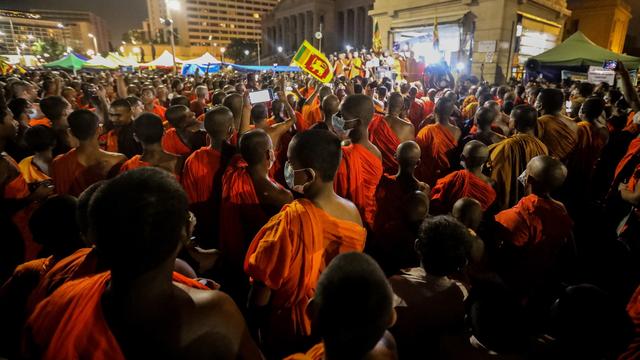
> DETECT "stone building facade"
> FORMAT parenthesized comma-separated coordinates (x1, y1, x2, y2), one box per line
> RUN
(261, 0, 374, 56)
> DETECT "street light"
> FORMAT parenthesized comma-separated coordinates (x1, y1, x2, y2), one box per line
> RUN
(277, 46, 283, 53)
(164, 0, 179, 74)
(220, 47, 226, 63)
(56, 23, 64, 29)
(244, 49, 250, 56)
(88, 33, 98, 54)
(346, 44, 352, 52)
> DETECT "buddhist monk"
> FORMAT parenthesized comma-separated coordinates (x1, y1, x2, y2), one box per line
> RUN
(52, 110, 126, 197)
(244, 129, 366, 357)
(141, 86, 167, 120)
(249, 85, 295, 148)
(373, 141, 429, 273)
(25, 167, 263, 359)
(0, 195, 82, 358)
(0, 105, 53, 280)
(464, 107, 506, 146)
(407, 86, 426, 128)
(38, 96, 75, 156)
(333, 94, 383, 228)
(495, 155, 574, 306)
(535, 88, 578, 161)
(487, 105, 548, 210)
(369, 92, 415, 175)
(162, 105, 207, 156)
(223, 93, 243, 141)
(18, 125, 55, 184)
(415, 97, 461, 186)
(484, 100, 511, 135)
(309, 94, 339, 131)
(103, 99, 142, 158)
(181, 106, 236, 248)
(219, 129, 293, 300)
(568, 97, 609, 195)
(285, 253, 398, 360)
(120, 113, 183, 177)
(390, 215, 471, 358)
(430, 140, 496, 215)
(301, 85, 332, 130)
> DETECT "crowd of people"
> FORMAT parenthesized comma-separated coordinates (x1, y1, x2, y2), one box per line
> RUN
(0, 56, 639, 360)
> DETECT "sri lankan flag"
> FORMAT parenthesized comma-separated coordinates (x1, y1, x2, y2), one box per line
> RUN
(292, 40, 333, 83)
(373, 20, 383, 53)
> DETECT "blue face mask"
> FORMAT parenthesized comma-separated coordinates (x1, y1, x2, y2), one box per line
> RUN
(331, 113, 358, 139)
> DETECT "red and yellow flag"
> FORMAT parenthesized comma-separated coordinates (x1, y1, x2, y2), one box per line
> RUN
(292, 40, 334, 83)
(373, 20, 383, 53)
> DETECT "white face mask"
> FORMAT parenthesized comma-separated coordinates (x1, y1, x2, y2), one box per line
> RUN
(284, 161, 315, 194)
(331, 113, 358, 139)
(518, 170, 528, 187)
(27, 108, 38, 119)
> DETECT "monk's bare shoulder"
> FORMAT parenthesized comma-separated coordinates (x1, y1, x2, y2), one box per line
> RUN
(334, 195, 364, 227)
(365, 141, 383, 161)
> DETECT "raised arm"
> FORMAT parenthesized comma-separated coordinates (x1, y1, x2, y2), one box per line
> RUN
(239, 90, 252, 135)
(616, 61, 640, 112)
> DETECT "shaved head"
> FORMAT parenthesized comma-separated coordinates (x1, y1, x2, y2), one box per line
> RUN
(527, 155, 568, 193)
(388, 92, 404, 114)
(341, 94, 374, 126)
(396, 140, 421, 169)
(239, 129, 272, 166)
(321, 94, 340, 116)
(406, 190, 430, 223)
(204, 105, 233, 140)
(462, 140, 489, 169)
(452, 197, 483, 231)
(319, 85, 332, 101)
(223, 93, 243, 124)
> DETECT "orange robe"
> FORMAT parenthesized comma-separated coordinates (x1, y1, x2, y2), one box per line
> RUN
(334, 144, 383, 228)
(51, 148, 122, 197)
(119, 155, 151, 173)
(430, 169, 496, 215)
(415, 124, 458, 186)
(151, 103, 167, 121)
(487, 134, 548, 210)
(244, 199, 366, 337)
(219, 156, 271, 271)
(182, 146, 231, 247)
(162, 128, 192, 156)
(18, 156, 51, 184)
(284, 343, 325, 360)
(15, 155, 50, 259)
(3, 154, 40, 261)
(615, 138, 640, 182)
(300, 103, 321, 131)
(119, 155, 179, 180)
(537, 114, 578, 161)
(100, 129, 119, 153)
(26, 271, 208, 360)
(28, 118, 51, 127)
(621, 285, 640, 360)
(368, 115, 401, 175)
(495, 194, 573, 294)
(26, 248, 98, 315)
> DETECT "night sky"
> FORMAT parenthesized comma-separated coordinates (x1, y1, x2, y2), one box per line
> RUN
(3, 0, 147, 44)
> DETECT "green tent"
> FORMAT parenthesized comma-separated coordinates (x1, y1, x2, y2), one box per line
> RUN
(43, 53, 86, 71)
(530, 31, 640, 69)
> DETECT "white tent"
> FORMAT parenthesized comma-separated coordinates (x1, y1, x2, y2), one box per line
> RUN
(140, 50, 184, 67)
(84, 54, 119, 69)
(107, 52, 138, 67)
(181, 52, 220, 65)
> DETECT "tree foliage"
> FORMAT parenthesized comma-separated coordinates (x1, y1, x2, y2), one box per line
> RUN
(225, 38, 258, 64)
(31, 38, 65, 60)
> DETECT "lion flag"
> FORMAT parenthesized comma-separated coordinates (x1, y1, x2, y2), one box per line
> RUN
(292, 41, 334, 83)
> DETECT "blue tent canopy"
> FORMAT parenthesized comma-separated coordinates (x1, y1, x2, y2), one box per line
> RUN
(181, 63, 222, 75)
(182, 63, 301, 75)
(230, 64, 301, 72)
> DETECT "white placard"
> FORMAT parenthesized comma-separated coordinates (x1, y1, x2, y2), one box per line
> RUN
(587, 66, 615, 85)
(477, 40, 496, 53)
